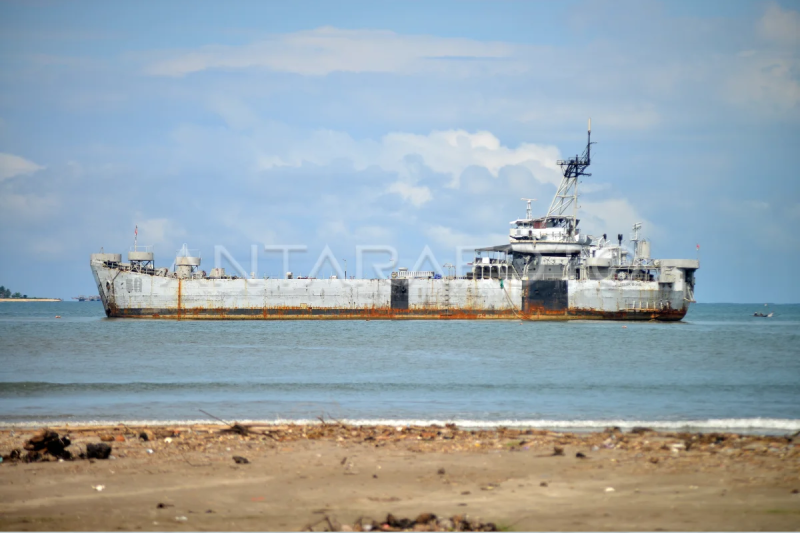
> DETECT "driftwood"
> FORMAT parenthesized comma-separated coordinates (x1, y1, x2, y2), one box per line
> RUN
(198, 410, 280, 440)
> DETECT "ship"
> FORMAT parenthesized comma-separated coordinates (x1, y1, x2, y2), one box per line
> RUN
(90, 123, 699, 321)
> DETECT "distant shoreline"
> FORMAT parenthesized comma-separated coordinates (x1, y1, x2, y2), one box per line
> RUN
(0, 298, 61, 302)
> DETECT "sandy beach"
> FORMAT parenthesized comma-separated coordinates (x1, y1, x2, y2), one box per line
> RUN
(1, 423, 799, 531)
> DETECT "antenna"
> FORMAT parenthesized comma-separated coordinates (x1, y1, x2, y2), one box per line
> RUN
(548, 120, 597, 224)
(587, 117, 591, 162)
(521, 198, 536, 220)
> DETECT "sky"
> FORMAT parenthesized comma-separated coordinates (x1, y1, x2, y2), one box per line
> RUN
(0, 0, 798, 302)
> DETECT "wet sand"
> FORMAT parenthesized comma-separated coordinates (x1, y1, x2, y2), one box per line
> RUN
(1, 423, 799, 531)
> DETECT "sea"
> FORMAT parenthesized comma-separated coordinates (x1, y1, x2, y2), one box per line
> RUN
(0, 302, 798, 435)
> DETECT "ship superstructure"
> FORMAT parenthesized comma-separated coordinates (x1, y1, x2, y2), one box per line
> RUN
(90, 123, 698, 320)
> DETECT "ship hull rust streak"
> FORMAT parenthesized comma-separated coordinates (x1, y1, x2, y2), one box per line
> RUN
(105, 306, 685, 321)
(92, 266, 688, 322)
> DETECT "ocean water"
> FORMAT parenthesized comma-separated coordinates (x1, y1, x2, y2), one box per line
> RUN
(0, 302, 798, 434)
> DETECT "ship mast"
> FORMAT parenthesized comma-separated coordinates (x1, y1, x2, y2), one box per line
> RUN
(547, 119, 595, 234)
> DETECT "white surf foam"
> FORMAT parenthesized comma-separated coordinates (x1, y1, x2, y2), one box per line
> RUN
(2, 417, 798, 434)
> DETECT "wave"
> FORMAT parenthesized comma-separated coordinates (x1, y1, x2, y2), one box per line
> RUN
(1, 417, 797, 434)
(2, 381, 796, 394)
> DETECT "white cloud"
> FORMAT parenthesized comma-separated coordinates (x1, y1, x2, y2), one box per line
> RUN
(579, 198, 658, 241)
(253, 128, 563, 203)
(387, 182, 432, 207)
(132, 217, 186, 250)
(0, 192, 58, 221)
(519, 104, 661, 131)
(758, 2, 800, 46)
(145, 27, 520, 78)
(724, 52, 800, 113)
(721, 3, 800, 116)
(424, 224, 507, 249)
(0, 153, 44, 181)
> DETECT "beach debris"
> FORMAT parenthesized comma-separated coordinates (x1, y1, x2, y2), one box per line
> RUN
(576, 452, 587, 459)
(164, 437, 173, 444)
(670, 443, 686, 454)
(232, 455, 250, 464)
(354, 516, 378, 532)
(175, 516, 188, 522)
(200, 409, 253, 436)
(437, 467, 445, 475)
(3, 423, 796, 484)
(157, 502, 174, 508)
(436, 518, 454, 530)
(325, 515, 341, 531)
(92, 485, 105, 492)
(605, 487, 615, 492)
(139, 430, 153, 441)
(540, 481, 548, 487)
(552, 446, 564, 456)
(23, 429, 72, 460)
(86, 443, 112, 460)
(307, 512, 497, 532)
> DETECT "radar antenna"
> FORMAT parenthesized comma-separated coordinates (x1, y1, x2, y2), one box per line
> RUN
(547, 119, 595, 226)
(521, 198, 536, 220)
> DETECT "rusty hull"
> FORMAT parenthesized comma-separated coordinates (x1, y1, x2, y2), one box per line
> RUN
(103, 303, 685, 321)
(94, 262, 692, 322)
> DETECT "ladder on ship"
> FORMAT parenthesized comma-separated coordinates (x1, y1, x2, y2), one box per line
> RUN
(442, 279, 452, 316)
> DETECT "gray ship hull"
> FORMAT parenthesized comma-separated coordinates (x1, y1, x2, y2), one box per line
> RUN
(91, 261, 691, 321)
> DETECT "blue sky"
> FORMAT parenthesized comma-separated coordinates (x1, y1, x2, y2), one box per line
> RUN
(0, 0, 798, 302)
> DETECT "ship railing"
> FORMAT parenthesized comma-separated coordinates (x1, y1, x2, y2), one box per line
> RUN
(621, 300, 670, 312)
(524, 273, 565, 281)
(176, 248, 201, 258)
(129, 244, 154, 252)
(556, 156, 589, 166)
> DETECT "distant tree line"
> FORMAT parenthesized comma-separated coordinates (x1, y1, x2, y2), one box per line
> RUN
(0, 286, 27, 299)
